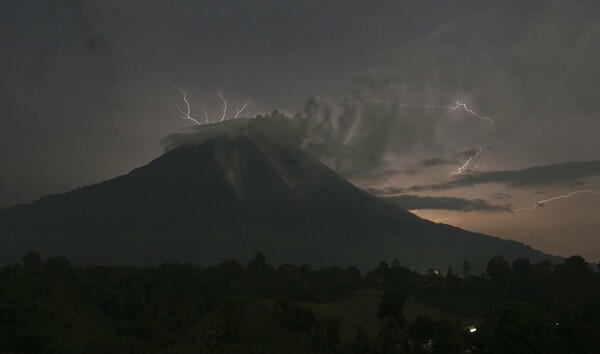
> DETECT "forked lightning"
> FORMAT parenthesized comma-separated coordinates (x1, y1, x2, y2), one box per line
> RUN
(514, 190, 600, 212)
(449, 146, 488, 177)
(168, 81, 250, 125)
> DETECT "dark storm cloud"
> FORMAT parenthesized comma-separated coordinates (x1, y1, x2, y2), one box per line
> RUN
(0, 0, 120, 208)
(36, 0, 110, 67)
(6, 0, 516, 208)
(490, 192, 513, 200)
(364, 186, 407, 196)
(381, 156, 459, 178)
(44, 0, 108, 52)
(408, 160, 600, 192)
(0, 0, 599, 208)
(297, 0, 600, 178)
(383, 195, 511, 213)
(422, 158, 457, 168)
(300, 93, 448, 177)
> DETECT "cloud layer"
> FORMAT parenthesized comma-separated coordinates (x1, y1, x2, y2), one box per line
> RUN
(297, 0, 600, 180)
(383, 195, 511, 213)
(409, 160, 600, 192)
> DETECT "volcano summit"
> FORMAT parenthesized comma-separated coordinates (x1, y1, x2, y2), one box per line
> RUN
(0, 115, 558, 271)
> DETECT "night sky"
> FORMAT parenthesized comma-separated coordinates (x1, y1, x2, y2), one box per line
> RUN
(1, 0, 599, 261)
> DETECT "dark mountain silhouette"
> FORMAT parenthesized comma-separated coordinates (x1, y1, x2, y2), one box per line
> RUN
(0, 116, 560, 271)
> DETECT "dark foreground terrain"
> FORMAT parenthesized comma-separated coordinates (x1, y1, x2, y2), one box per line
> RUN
(1, 252, 598, 353)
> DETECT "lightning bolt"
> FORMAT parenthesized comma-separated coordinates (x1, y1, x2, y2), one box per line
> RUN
(408, 86, 494, 127)
(218, 82, 229, 122)
(350, 93, 494, 127)
(234, 99, 251, 118)
(447, 100, 494, 127)
(167, 82, 204, 125)
(168, 81, 251, 124)
(449, 146, 488, 177)
(514, 189, 600, 212)
(201, 106, 210, 124)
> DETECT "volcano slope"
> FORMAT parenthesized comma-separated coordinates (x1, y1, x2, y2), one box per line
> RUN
(0, 116, 559, 271)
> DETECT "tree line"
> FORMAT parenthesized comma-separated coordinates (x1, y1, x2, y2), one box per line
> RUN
(0, 252, 598, 353)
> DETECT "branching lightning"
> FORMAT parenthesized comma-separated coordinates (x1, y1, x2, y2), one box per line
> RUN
(351, 91, 494, 127)
(234, 99, 251, 118)
(201, 106, 209, 124)
(514, 190, 600, 212)
(168, 81, 251, 125)
(422, 86, 494, 127)
(167, 82, 203, 125)
(447, 100, 494, 127)
(218, 82, 229, 122)
(449, 145, 488, 177)
(350, 87, 496, 183)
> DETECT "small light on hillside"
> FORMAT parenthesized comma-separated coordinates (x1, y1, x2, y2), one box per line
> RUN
(469, 327, 477, 333)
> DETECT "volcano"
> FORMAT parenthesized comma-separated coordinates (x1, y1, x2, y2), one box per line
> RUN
(0, 116, 559, 271)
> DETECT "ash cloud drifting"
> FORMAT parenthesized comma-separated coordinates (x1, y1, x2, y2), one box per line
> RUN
(296, 0, 600, 182)
(408, 160, 600, 192)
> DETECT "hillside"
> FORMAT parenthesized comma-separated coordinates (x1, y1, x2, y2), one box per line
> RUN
(170, 290, 479, 352)
(0, 116, 559, 271)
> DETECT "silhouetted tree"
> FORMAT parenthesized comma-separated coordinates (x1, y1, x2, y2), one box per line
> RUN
(249, 252, 266, 268)
(45, 256, 70, 275)
(379, 318, 408, 354)
(559, 294, 600, 353)
(378, 291, 408, 328)
(487, 256, 510, 280)
(22, 252, 43, 271)
(219, 259, 244, 290)
(376, 261, 391, 280)
(512, 258, 532, 274)
(408, 316, 436, 352)
(462, 261, 472, 276)
(486, 305, 562, 353)
(533, 259, 554, 275)
(555, 255, 593, 278)
(431, 318, 465, 354)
